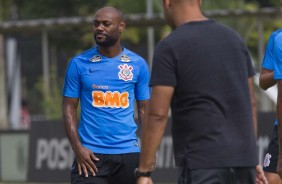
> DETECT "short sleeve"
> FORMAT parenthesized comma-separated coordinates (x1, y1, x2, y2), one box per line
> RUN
(245, 50, 255, 77)
(262, 34, 274, 70)
(135, 59, 150, 100)
(273, 34, 282, 80)
(237, 37, 254, 78)
(150, 40, 177, 87)
(62, 59, 81, 98)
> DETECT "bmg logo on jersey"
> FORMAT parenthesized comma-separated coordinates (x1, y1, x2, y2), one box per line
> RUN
(92, 91, 129, 108)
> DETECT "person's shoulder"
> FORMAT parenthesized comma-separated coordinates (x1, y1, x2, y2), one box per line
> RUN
(211, 21, 247, 45)
(273, 29, 282, 39)
(272, 28, 282, 37)
(212, 20, 240, 35)
(122, 47, 147, 63)
(154, 34, 174, 54)
(70, 47, 96, 63)
(162, 28, 181, 43)
(273, 31, 282, 46)
(74, 48, 95, 59)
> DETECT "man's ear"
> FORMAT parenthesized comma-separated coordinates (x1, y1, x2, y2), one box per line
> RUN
(119, 20, 126, 32)
(163, 0, 172, 9)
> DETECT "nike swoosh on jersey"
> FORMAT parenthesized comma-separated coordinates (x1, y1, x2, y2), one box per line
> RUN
(89, 69, 98, 73)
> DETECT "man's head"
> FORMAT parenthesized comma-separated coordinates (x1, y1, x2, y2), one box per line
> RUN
(162, 0, 202, 29)
(93, 7, 125, 47)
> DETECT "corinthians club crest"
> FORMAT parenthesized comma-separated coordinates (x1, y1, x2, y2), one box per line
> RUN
(118, 64, 133, 81)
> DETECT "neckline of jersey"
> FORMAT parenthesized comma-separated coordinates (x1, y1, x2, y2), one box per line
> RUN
(181, 19, 214, 26)
(94, 46, 126, 60)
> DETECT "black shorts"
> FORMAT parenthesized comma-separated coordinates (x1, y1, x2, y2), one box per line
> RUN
(71, 153, 139, 184)
(178, 158, 256, 184)
(263, 125, 278, 173)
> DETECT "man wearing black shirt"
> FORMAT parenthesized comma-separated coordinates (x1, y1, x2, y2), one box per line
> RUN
(136, 0, 267, 183)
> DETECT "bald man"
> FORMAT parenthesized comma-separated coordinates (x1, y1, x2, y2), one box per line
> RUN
(62, 7, 150, 184)
(136, 0, 267, 183)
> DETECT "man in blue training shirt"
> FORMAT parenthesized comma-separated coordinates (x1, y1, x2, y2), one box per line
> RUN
(260, 29, 282, 184)
(273, 30, 282, 180)
(62, 7, 150, 184)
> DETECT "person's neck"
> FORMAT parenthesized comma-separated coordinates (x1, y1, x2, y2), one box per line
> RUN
(176, 14, 208, 27)
(98, 45, 122, 58)
(173, 6, 207, 27)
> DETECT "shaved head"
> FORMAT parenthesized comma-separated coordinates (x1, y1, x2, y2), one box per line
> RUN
(95, 6, 124, 23)
(162, 0, 203, 29)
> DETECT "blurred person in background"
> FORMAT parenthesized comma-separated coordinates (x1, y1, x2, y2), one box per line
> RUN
(20, 98, 31, 129)
(62, 6, 150, 184)
(260, 29, 282, 184)
(136, 0, 267, 183)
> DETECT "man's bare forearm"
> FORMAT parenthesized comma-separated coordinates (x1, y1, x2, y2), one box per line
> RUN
(137, 100, 149, 126)
(139, 86, 174, 172)
(62, 97, 82, 153)
(139, 113, 167, 171)
(259, 69, 276, 90)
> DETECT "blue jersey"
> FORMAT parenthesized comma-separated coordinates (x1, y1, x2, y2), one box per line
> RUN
(262, 29, 282, 70)
(262, 29, 282, 125)
(273, 30, 282, 80)
(62, 46, 150, 154)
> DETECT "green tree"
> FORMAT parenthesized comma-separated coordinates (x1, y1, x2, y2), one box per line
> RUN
(1, 0, 281, 119)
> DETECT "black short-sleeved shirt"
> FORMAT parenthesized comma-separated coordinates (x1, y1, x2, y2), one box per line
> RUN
(150, 19, 257, 169)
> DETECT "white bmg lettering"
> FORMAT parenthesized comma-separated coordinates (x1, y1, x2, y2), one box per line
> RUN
(35, 138, 74, 170)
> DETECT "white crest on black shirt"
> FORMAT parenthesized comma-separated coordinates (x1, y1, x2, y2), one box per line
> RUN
(89, 55, 102, 62)
(263, 153, 271, 167)
(119, 54, 131, 62)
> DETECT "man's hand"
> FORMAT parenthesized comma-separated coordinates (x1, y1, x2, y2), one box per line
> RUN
(256, 165, 268, 184)
(137, 177, 153, 184)
(75, 146, 99, 177)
